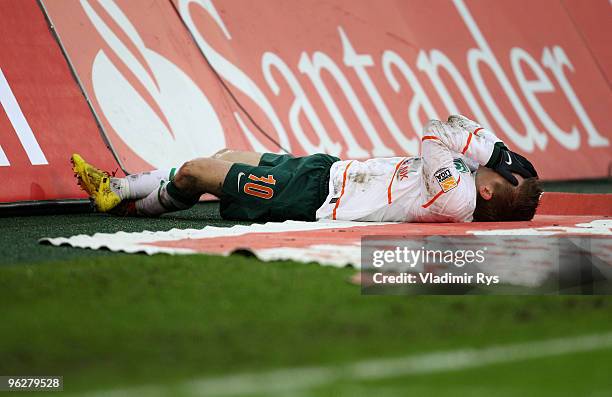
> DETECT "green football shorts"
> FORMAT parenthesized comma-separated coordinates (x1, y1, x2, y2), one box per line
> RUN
(220, 153, 340, 221)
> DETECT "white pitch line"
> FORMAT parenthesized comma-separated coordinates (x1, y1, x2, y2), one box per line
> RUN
(82, 332, 612, 397)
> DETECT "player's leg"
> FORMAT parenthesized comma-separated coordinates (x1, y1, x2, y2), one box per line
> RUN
(112, 148, 262, 200)
(110, 167, 178, 200)
(134, 157, 233, 216)
(72, 149, 278, 215)
(211, 148, 263, 166)
(121, 152, 338, 220)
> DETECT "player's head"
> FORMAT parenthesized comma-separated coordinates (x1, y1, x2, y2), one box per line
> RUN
(473, 167, 542, 222)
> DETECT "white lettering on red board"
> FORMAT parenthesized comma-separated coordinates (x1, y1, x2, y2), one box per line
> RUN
(0, 67, 48, 166)
(177, 0, 608, 156)
(86, 0, 609, 166)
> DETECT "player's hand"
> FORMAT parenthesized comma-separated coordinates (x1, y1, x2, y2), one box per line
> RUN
(491, 149, 538, 186)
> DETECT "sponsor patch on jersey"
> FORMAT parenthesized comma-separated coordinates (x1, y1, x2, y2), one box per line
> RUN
(453, 158, 470, 174)
(434, 167, 458, 192)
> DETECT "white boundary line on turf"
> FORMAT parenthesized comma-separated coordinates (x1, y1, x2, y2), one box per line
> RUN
(82, 331, 612, 397)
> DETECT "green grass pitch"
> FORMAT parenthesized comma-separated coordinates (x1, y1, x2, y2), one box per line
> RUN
(1, 182, 612, 396)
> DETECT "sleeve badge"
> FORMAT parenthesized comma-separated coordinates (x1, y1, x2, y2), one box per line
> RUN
(434, 167, 458, 192)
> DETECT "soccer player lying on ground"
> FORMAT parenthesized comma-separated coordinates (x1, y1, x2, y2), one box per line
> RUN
(72, 115, 541, 223)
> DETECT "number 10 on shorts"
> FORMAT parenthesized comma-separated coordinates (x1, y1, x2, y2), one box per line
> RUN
(244, 174, 276, 199)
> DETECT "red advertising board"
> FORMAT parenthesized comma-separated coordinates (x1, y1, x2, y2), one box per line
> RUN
(42, 0, 249, 173)
(0, 0, 121, 204)
(562, 0, 612, 85)
(39, 0, 612, 180)
(173, 0, 612, 180)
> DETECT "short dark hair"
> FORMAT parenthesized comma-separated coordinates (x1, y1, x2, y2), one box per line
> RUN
(473, 177, 543, 222)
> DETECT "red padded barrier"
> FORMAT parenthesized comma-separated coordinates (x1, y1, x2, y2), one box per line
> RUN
(562, 0, 612, 85)
(42, 0, 244, 172)
(0, 0, 121, 204)
(2, 0, 611, 207)
(537, 192, 612, 216)
(172, 0, 612, 180)
(41, 0, 612, 181)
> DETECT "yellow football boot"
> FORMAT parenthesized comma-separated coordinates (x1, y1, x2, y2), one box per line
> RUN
(71, 153, 121, 212)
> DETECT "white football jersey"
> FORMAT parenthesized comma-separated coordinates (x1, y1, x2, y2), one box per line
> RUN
(316, 120, 503, 223)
